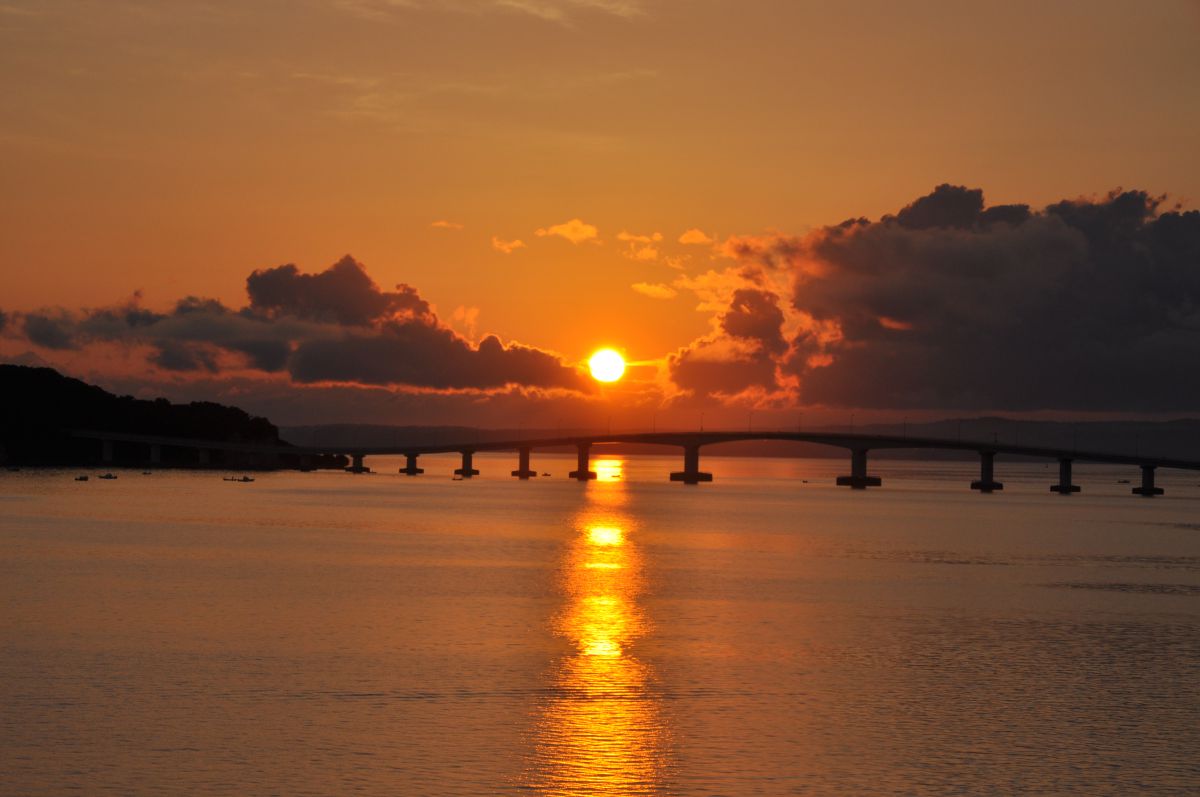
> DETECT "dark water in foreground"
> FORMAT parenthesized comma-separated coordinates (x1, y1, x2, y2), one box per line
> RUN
(2, 455, 1198, 795)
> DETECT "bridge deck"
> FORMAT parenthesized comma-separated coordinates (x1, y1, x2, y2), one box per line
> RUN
(71, 429, 1200, 472)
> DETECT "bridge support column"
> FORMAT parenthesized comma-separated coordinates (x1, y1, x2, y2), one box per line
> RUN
(1050, 458, 1080, 494)
(102, 439, 114, 463)
(837, 448, 881, 489)
(455, 451, 480, 478)
(970, 450, 1003, 493)
(1132, 464, 1163, 497)
(149, 444, 162, 465)
(400, 453, 424, 476)
(512, 447, 537, 479)
(346, 453, 370, 474)
(197, 448, 210, 467)
(568, 443, 597, 481)
(670, 444, 713, 484)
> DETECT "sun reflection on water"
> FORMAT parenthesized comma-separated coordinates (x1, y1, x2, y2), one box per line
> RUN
(524, 458, 669, 795)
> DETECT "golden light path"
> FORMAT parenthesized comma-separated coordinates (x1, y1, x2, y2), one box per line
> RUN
(588, 349, 626, 383)
(524, 458, 669, 795)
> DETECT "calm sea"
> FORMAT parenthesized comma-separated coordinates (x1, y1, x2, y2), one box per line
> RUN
(2, 454, 1198, 795)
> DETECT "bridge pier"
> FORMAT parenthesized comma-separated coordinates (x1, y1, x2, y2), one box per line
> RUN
(970, 450, 1003, 493)
(511, 446, 537, 479)
(102, 439, 114, 464)
(1132, 464, 1163, 497)
(455, 451, 480, 478)
(346, 453, 371, 474)
(670, 444, 713, 484)
(400, 453, 424, 476)
(1049, 458, 1080, 494)
(568, 443, 597, 481)
(837, 448, 881, 489)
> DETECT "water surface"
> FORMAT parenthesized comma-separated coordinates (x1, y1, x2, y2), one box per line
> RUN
(2, 455, 1198, 794)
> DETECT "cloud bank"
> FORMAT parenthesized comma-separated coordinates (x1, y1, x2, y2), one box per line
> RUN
(679, 185, 1200, 411)
(9, 256, 588, 393)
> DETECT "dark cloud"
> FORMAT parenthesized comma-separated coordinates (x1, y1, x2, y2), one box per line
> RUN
(289, 324, 588, 391)
(149, 341, 220, 373)
(783, 187, 1200, 411)
(12, 256, 586, 393)
(246, 255, 430, 325)
(668, 287, 787, 398)
(892, 183, 984, 230)
(23, 312, 78, 350)
(0, 310, 7, 332)
(721, 288, 787, 355)
(669, 350, 779, 398)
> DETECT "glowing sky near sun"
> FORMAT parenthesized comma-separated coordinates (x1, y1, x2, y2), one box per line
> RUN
(1, 1, 1198, 427)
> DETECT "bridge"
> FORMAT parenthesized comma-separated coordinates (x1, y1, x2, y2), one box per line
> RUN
(72, 428, 1200, 497)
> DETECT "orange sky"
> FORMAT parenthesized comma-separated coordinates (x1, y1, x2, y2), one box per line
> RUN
(2, 1, 1199, 426)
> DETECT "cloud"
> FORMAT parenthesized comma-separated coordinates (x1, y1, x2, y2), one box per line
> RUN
(631, 282, 677, 299)
(246, 255, 431, 326)
(12, 256, 590, 394)
(0, 309, 7, 332)
(678, 228, 714, 245)
(616, 230, 662, 244)
(289, 326, 587, 390)
(22, 312, 78, 350)
(616, 229, 661, 261)
(664, 184, 1200, 412)
(776, 186, 1200, 411)
(491, 236, 527, 254)
(536, 218, 599, 244)
(667, 287, 787, 398)
(430, 220, 464, 230)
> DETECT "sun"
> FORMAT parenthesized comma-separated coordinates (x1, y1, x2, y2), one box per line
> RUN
(588, 348, 626, 383)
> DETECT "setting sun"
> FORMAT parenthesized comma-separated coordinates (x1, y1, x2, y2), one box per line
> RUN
(588, 349, 626, 383)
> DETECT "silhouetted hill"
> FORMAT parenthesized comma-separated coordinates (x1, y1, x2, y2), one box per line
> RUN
(0, 365, 281, 466)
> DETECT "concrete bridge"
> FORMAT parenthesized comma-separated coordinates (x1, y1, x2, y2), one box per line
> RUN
(72, 429, 1200, 497)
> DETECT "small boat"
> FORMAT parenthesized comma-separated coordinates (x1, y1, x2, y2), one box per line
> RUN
(98, 473, 117, 480)
(541, 472, 551, 477)
(223, 476, 255, 483)
(142, 471, 152, 475)
(452, 476, 464, 481)
(1117, 479, 1131, 484)
(75, 475, 89, 482)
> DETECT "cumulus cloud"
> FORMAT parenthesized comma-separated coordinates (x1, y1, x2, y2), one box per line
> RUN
(430, 219, 464, 229)
(290, 327, 584, 390)
(698, 184, 1200, 411)
(12, 256, 589, 393)
(616, 230, 662, 244)
(22, 311, 78, 350)
(536, 218, 599, 244)
(667, 287, 788, 398)
(794, 188, 1200, 410)
(246, 255, 431, 326)
(631, 282, 677, 299)
(616, 230, 661, 261)
(492, 236, 527, 254)
(678, 228, 714, 245)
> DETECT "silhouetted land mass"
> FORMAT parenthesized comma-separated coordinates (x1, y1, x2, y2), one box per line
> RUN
(283, 418, 1200, 462)
(0, 365, 344, 469)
